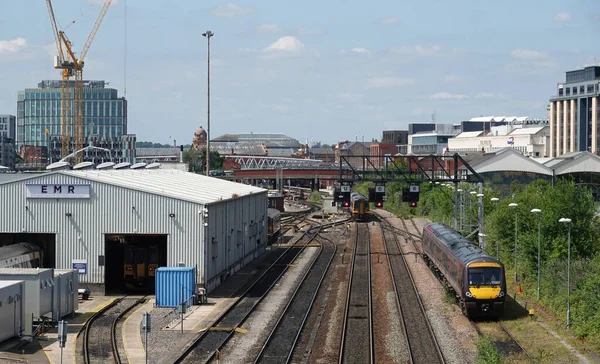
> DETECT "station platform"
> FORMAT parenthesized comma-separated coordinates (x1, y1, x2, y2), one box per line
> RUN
(37, 295, 117, 364)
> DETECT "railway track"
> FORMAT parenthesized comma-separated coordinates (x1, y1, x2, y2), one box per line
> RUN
(81, 295, 146, 364)
(339, 223, 374, 364)
(472, 319, 534, 363)
(379, 217, 445, 364)
(254, 232, 337, 364)
(173, 224, 323, 364)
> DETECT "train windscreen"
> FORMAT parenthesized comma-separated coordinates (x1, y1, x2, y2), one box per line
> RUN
(468, 267, 502, 287)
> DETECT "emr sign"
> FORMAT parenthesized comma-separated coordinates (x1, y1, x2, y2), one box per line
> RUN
(26, 184, 91, 199)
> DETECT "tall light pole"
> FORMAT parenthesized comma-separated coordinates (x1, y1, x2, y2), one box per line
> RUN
(477, 193, 484, 248)
(202, 30, 214, 176)
(490, 197, 499, 257)
(509, 202, 518, 282)
(559, 217, 572, 328)
(531, 208, 542, 300)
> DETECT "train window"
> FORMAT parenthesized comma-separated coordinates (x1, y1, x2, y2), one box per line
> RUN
(125, 249, 135, 264)
(135, 249, 147, 264)
(468, 267, 501, 286)
(149, 249, 158, 264)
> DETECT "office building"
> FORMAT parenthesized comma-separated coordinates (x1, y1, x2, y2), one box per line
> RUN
(548, 66, 600, 157)
(16, 80, 133, 166)
(0, 115, 16, 140)
(0, 115, 16, 169)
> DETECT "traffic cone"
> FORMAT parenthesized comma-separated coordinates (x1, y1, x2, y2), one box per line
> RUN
(517, 283, 523, 294)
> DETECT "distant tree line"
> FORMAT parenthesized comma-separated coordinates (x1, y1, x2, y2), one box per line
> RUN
(136, 141, 192, 149)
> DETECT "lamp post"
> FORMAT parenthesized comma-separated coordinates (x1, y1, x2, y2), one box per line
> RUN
(457, 189, 463, 231)
(202, 30, 214, 176)
(559, 217, 572, 328)
(509, 202, 518, 282)
(477, 193, 484, 248)
(531, 208, 542, 300)
(490, 198, 499, 257)
(469, 190, 477, 230)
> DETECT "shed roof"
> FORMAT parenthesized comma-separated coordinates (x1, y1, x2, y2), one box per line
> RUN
(0, 170, 266, 205)
(455, 131, 483, 138)
(464, 147, 553, 176)
(508, 126, 545, 135)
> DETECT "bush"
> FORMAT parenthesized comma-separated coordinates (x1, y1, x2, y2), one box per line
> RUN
(477, 337, 504, 364)
(308, 191, 322, 202)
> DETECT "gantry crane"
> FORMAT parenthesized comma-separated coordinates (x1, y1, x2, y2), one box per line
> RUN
(46, 0, 112, 163)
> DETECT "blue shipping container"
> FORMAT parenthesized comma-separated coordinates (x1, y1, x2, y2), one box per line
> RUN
(155, 267, 196, 308)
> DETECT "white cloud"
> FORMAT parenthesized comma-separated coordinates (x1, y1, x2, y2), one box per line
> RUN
(511, 48, 547, 60)
(430, 92, 468, 100)
(264, 36, 305, 53)
(391, 45, 443, 57)
(211, 3, 250, 17)
(0, 38, 27, 54)
(474, 92, 495, 99)
(554, 12, 572, 22)
(351, 47, 369, 54)
(339, 93, 364, 101)
(272, 104, 289, 113)
(379, 17, 398, 25)
(367, 77, 415, 88)
(257, 24, 281, 33)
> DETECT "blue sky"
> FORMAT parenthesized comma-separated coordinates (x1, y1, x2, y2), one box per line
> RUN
(0, 0, 598, 145)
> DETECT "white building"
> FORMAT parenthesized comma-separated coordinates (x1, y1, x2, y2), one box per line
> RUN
(0, 169, 268, 294)
(448, 117, 550, 157)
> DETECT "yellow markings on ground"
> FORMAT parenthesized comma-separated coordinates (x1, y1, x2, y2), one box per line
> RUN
(71, 297, 120, 361)
(235, 327, 248, 334)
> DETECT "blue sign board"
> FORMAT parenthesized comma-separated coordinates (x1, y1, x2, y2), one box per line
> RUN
(72, 259, 87, 274)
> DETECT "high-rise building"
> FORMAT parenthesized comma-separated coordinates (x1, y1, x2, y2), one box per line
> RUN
(0, 114, 16, 140)
(548, 66, 600, 157)
(16, 80, 134, 166)
(0, 115, 16, 169)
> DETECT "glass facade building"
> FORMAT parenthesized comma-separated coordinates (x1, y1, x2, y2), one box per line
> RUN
(16, 80, 133, 165)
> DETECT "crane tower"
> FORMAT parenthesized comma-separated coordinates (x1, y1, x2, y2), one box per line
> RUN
(46, 0, 112, 163)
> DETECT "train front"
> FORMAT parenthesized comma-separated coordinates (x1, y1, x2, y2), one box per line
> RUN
(464, 261, 506, 317)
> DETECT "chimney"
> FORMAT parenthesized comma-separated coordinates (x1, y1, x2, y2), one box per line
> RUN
(179, 145, 184, 162)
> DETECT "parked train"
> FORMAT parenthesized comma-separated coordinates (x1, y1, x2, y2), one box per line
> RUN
(422, 223, 506, 317)
(268, 208, 282, 244)
(350, 193, 370, 222)
(124, 245, 159, 289)
(0, 243, 43, 268)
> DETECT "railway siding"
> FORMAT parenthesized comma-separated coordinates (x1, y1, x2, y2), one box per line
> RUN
(368, 223, 407, 363)
(374, 210, 478, 364)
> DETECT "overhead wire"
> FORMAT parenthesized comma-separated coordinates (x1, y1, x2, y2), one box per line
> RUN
(124, 0, 127, 98)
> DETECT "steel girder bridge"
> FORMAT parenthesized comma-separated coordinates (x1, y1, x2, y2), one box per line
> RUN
(226, 155, 326, 169)
(338, 154, 486, 243)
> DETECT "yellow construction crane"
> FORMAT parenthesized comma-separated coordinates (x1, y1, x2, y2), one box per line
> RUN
(46, 0, 112, 163)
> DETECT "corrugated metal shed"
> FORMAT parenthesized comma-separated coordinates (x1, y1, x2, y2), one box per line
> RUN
(464, 148, 553, 175)
(0, 170, 269, 294)
(155, 267, 196, 308)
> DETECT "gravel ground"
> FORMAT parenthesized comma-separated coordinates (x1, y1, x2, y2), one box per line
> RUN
(256, 238, 336, 364)
(291, 224, 353, 364)
(376, 211, 478, 364)
(142, 306, 195, 364)
(217, 246, 319, 363)
(340, 224, 372, 364)
(368, 222, 408, 364)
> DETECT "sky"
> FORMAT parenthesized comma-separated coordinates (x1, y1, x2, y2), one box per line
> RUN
(0, 0, 599, 145)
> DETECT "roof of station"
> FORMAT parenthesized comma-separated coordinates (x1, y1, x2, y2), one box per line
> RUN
(0, 169, 266, 205)
(462, 148, 553, 176)
(462, 148, 600, 176)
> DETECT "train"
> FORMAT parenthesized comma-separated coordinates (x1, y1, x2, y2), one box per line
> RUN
(267, 208, 282, 244)
(422, 222, 506, 317)
(0, 243, 43, 269)
(350, 193, 370, 222)
(123, 245, 159, 289)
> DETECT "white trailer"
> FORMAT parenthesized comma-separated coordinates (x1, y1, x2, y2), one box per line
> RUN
(0, 280, 24, 343)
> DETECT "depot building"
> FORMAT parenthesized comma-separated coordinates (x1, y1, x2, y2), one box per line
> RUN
(0, 169, 268, 294)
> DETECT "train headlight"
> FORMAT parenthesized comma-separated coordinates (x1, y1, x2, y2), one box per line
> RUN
(465, 291, 473, 298)
(498, 291, 505, 297)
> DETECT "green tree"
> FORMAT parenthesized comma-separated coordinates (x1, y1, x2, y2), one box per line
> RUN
(183, 148, 224, 174)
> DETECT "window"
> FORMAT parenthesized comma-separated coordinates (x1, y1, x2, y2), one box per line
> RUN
(588, 85, 594, 93)
(573, 87, 577, 95)
(559, 89, 563, 96)
(566, 88, 570, 96)
(580, 85, 585, 94)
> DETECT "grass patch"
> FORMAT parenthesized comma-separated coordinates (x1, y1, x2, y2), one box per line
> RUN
(477, 337, 504, 364)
